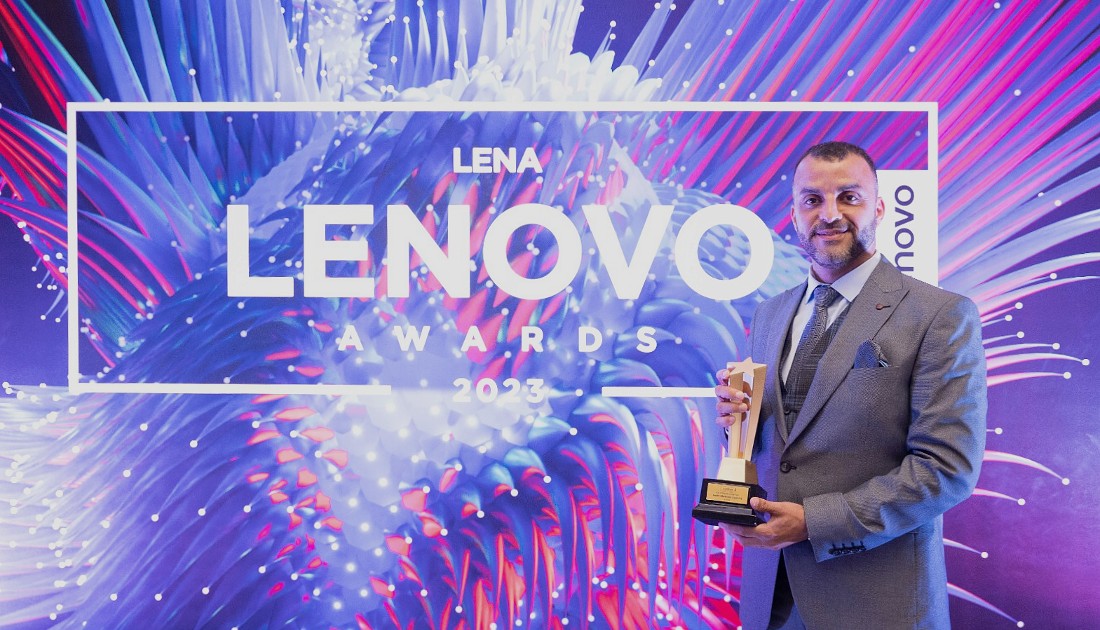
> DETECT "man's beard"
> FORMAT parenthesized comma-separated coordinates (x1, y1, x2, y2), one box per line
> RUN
(796, 217, 879, 270)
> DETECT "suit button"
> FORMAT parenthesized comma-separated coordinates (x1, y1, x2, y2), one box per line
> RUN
(780, 461, 793, 473)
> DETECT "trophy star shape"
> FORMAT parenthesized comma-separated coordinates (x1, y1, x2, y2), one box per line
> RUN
(692, 357, 769, 527)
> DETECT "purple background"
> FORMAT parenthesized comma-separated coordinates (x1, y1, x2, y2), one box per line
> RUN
(1, 1, 1098, 628)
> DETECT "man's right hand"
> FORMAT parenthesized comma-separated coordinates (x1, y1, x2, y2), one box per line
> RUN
(714, 367, 752, 428)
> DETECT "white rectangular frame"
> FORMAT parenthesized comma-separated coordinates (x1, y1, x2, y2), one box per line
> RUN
(67, 100, 937, 396)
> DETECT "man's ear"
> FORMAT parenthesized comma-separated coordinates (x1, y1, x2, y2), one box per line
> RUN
(875, 195, 885, 222)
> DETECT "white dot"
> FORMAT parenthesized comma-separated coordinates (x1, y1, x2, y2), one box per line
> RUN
(908, 45, 916, 53)
(790, 89, 798, 97)
(150, 514, 159, 522)
(1062, 478, 1070, 485)
(1017, 498, 1026, 506)
(1013, 89, 1021, 96)
(1063, 372, 1071, 379)
(846, 69, 854, 77)
(980, 551, 989, 559)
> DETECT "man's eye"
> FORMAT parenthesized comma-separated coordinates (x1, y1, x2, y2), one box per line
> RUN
(803, 198, 820, 206)
(842, 194, 861, 204)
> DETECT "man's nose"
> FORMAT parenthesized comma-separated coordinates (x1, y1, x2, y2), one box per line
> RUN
(818, 197, 842, 223)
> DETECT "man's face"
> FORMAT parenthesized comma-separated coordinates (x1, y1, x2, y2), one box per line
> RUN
(790, 153, 886, 282)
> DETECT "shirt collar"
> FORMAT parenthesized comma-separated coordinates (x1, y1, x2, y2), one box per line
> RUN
(804, 253, 882, 304)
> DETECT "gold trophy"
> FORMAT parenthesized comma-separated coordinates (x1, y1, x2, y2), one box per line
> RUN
(692, 358, 768, 526)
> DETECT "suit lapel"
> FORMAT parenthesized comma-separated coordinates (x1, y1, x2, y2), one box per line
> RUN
(764, 284, 804, 444)
(785, 260, 909, 446)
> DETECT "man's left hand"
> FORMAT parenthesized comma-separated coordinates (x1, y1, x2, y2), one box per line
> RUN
(721, 497, 809, 551)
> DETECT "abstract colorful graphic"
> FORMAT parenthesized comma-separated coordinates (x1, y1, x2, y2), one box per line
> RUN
(0, 1, 1097, 628)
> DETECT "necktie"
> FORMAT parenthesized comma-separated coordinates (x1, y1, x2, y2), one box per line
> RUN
(783, 285, 841, 431)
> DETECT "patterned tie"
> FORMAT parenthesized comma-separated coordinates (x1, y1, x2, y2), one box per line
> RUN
(783, 285, 842, 431)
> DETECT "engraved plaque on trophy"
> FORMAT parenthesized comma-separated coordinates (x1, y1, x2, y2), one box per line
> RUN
(692, 358, 768, 527)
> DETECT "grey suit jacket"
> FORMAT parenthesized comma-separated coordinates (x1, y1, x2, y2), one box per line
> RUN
(738, 258, 987, 630)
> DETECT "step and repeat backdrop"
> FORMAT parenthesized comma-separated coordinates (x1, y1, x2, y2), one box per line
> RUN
(1, 1, 1097, 628)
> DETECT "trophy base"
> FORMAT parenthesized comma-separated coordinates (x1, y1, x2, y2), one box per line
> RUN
(692, 502, 763, 527)
(691, 477, 767, 527)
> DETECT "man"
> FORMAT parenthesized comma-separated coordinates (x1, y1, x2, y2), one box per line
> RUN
(715, 141, 987, 629)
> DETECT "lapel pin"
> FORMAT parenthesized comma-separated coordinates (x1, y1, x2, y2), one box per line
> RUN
(875, 303, 891, 310)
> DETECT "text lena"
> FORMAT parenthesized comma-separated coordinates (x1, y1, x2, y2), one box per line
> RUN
(452, 146, 543, 174)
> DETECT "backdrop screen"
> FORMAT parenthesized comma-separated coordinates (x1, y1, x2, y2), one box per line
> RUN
(1, 2, 1097, 629)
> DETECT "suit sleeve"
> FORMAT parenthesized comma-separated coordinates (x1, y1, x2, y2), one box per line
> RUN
(801, 295, 987, 562)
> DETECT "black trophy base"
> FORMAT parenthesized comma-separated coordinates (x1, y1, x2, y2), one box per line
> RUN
(691, 477, 767, 527)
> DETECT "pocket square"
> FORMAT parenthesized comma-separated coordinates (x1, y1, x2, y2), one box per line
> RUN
(854, 340, 889, 368)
